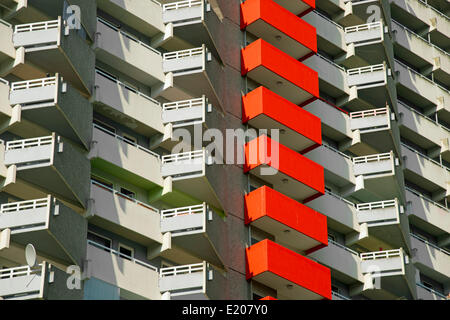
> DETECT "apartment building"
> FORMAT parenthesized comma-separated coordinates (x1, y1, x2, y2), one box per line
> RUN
(0, 0, 448, 301)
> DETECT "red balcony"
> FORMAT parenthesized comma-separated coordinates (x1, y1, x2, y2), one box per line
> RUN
(241, 39, 318, 106)
(242, 86, 321, 153)
(272, 0, 315, 16)
(244, 135, 324, 203)
(241, 0, 317, 60)
(245, 186, 327, 253)
(246, 239, 331, 300)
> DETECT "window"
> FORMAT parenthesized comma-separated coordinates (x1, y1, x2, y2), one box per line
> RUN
(119, 244, 134, 260)
(91, 175, 113, 190)
(94, 119, 116, 135)
(87, 231, 112, 251)
(120, 187, 135, 199)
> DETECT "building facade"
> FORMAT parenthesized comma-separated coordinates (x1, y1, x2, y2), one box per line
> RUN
(0, 0, 448, 300)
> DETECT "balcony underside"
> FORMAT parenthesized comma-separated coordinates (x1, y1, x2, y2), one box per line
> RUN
(348, 128, 400, 157)
(352, 174, 404, 203)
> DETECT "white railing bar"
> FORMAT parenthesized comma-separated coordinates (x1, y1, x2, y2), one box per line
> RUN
(0, 264, 43, 279)
(410, 233, 450, 256)
(163, 47, 203, 61)
(357, 199, 397, 211)
(161, 203, 204, 219)
(163, 97, 204, 111)
(163, 0, 203, 11)
(0, 198, 49, 214)
(360, 249, 402, 260)
(345, 21, 382, 33)
(353, 152, 392, 164)
(95, 68, 160, 106)
(14, 19, 59, 33)
(350, 107, 388, 119)
(6, 136, 53, 150)
(159, 262, 204, 277)
(161, 150, 204, 163)
(0, 78, 9, 85)
(347, 64, 385, 76)
(93, 124, 160, 159)
(97, 17, 161, 56)
(11, 77, 57, 91)
(87, 240, 158, 272)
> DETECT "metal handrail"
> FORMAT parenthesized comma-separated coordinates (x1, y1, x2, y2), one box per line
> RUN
(161, 203, 204, 219)
(316, 53, 346, 71)
(325, 190, 356, 207)
(401, 142, 450, 172)
(417, 282, 448, 299)
(332, 291, 351, 300)
(328, 238, 359, 256)
(395, 59, 449, 93)
(353, 152, 392, 164)
(405, 187, 449, 211)
(410, 233, 450, 256)
(417, 0, 450, 20)
(350, 107, 388, 119)
(0, 78, 9, 85)
(163, 47, 203, 61)
(88, 240, 158, 272)
(397, 100, 450, 134)
(392, 20, 449, 58)
(322, 143, 352, 160)
(0, 18, 12, 28)
(160, 262, 204, 277)
(0, 264, 43, 279)
(357, 199, 397, 211)
(91, 180, 159, 213)
(15, 19, 59, 33)
(163, 0, 202, 11)
(97, 17, 161, 56)
(0, 198, 49, 214)
(11, 77, 57, 91)
(360, 249, 401, 261)
(161, 149, 204, 164)
(6, 136, 53, 150)
(311, 10, 343, 30)
(95, 68, 160, 106)
(93, 123, 160, 159)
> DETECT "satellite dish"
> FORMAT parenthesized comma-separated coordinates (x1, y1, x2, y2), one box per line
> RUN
(25, 244, 37, 268)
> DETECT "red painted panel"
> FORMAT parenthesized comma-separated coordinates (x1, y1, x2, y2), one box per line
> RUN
(244, 135, 325, 196)
(245, 186, 328, 247)
(240, 0, 317, 59)
(242, 86, 322, 151)
(241, 39, 319, 99)
(246, 239, 331, 300)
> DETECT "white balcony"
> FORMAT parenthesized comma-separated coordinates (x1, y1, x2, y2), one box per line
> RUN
(9, 76, 92, 149)
(162, 0, 205, 26)
(13, 20, 60, 50)
(347, 64, 389, 89)
(357, 199, 401, 227)
(345, 22, 384, 47)
(95, 17, 164, 87)
(162, 97, 208, 128)
(163, 47, 208, 75)
(161, 149, 206, 181)
(4, 135, 53, 169)
(94, 69, 165, 137)
(353, 152, 397, 178)
(87, 240, 161, 300)
(360, 249, 406, 277)
(161, 203, 206, 236)
(0, 262, 83, 300)
(348, 107, 398, 156)
(159, 262, 217, 299)
(12, 18, 93, 95)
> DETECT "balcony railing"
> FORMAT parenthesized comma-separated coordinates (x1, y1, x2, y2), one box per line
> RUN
(14, 20, 59, 33)
(347, 64, 384, 76)
(6, 136, 53, 151)
(163, 47, 203, 61)
(163, 0, 202, 11)
(329, 238, 359, 256)
(325, 190, 356, 207)
(398, 100, 450, 134)
(350, 107, 388, 119)
(161, 203, 204, 219)
(316, 53, 346, 72)
(401, 142, 449, 172)
(0, 264, 43, 280)
(93, 123, 160, 159)
(396, 59, 449, 92)
(97, 17, 161, 55)
(410, 233, 450, 256)
(162, 97, 205, 127)
(91, 179, 159, 213)
(161, 149, 204, 164)
(163, 97, 203, 112)
(345, 21, 382, 34)
(357, 199, 397, 211)
(0, 18, 11, 28)
(0, 78, 8, 85)
(10, 77, 57, 92)
(95, 68, 161, 106)
(0, 198, 49, 215)
(322, 143, 352, 160)
(417, 282, 448, 300)
(160, 262, 204, 277)
(360, 249, 402, 261)
(405, 186, 449, 211)
(353, 152, 392, 165)
(88, 240, 158, 272)
(332, 291, 351, 300)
